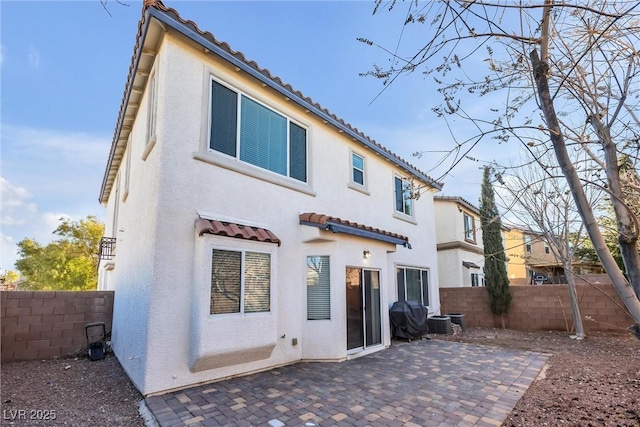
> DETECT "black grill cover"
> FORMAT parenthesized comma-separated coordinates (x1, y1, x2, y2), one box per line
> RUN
(389, 300, 429, 339)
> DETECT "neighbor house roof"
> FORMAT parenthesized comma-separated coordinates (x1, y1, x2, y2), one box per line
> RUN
(99, 0, 443, 204)
(434, 196, 480, 215)
(299, 212, 411, 248)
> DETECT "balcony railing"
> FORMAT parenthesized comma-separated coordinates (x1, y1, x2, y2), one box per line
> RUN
(98, 237, 117, 260)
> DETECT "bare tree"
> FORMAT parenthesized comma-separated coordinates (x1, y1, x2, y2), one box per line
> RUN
(496, 149, 607, 339)
(361, 0, 640, 331)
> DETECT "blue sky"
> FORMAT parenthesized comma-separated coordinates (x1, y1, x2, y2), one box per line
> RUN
(1, 0, 499, 272)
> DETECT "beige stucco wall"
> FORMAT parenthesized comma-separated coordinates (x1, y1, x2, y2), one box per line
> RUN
(99, 31, 441, 395)
(433, 200, 484, 288)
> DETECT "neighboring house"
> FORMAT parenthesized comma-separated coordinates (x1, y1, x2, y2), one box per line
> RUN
(97, 0, 442, 396)
(505, 227, 603, 285)
(433, 196, 485, 287)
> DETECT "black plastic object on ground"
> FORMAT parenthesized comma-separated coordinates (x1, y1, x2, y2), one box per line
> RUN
(85, 322, 107, 361)
(389, 300, 429, 340)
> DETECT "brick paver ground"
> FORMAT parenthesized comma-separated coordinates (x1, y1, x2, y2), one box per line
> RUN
(145, 339, 549, 427)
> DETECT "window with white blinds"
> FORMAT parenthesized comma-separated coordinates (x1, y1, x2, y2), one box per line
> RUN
(210, 249, 271, 315)
(306, 256, 330, 320)
(209, 79, 307, 182)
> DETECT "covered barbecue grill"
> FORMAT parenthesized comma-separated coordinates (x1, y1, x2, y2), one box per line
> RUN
(389, 300, 429, 340)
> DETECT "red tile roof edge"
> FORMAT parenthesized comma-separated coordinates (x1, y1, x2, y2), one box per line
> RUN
(298, 212, 409, 243)
(195, 218, 281, 246)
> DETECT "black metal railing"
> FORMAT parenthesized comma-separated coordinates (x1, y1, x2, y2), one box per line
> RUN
(98, 237, 117, 260)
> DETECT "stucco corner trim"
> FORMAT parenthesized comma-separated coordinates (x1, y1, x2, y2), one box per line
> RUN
(190, 344, 276, 373)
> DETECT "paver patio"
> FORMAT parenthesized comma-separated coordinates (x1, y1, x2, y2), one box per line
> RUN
(144, 339, 549, 427)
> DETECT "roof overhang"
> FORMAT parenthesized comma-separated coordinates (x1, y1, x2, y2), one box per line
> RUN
(99, 2, 443, 204)
(299, 213, 411, 248)
(196, 218, 281, 246)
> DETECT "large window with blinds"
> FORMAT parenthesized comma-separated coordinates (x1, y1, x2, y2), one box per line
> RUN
(209, 79, 307, 182)
(396, 267, 429, 307)
(210, 249, 271, 315)
(306, 256, 330, 320)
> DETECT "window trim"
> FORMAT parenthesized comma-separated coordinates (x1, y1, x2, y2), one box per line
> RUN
(524, 235, 532, 253)
(122, 135, 132, 203)
(393, 175, 415, 221)
(306, 255, 331, 321)
(348, 150, 369, 195)
(209, 246, 273, 316)
(143, 69, 158, 161)
(396, 265, 430, 307)
(207, 76, 309, 183)
(463, 212, 476, 243)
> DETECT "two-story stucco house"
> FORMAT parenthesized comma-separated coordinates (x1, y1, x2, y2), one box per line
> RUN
(505, 227, 604, 285)
(433, 196, 485, 288)
(97, 0, 442, 396)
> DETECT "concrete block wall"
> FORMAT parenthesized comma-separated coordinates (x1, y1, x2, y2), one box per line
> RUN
(1, 291, 114, 362)
(440, 282, 633, 332)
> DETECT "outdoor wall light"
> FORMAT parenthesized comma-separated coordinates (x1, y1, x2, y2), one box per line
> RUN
(363, 250, 372, 259)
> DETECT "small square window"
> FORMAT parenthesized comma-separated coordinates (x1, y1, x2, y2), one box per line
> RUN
(352, 153, 365, 186)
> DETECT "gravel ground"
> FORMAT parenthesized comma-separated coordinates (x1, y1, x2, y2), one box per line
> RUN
(1, 354, 145, 426)
(435, 326, 640, 427)
(2, 327, 639, 426)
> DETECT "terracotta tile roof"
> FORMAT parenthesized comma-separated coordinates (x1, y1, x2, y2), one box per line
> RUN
(99, 0, 443, 204)
(195, 219, 281, 246)
(299, 212, 410, 247)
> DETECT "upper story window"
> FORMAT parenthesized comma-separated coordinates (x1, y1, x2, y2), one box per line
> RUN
(463, 213, 476, 242)
(524, 235, 532, 253)
(146, 73, 157, 145)
(351, 152, 365, 186)
(394, 176, 413, 216)
(209, 79, 307, 182)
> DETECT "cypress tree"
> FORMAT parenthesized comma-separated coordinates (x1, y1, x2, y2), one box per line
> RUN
(480, 166, 511, 328)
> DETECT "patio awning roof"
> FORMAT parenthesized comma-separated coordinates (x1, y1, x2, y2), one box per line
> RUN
(196, 218, 281, 246)
(462, 261, 481, 269)
(299, 212, 411, 248)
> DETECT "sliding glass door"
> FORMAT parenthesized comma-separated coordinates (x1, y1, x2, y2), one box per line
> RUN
(346, 268, 381, 351)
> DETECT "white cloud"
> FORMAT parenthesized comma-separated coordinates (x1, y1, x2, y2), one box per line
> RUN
(28, 45, 40, 68)
(1, 123, 109, 166)
(42, 212, 72, 232)
(0, 177, 35, 225)
(1, 233, 18, 271)
(0, 177, 77, 269)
